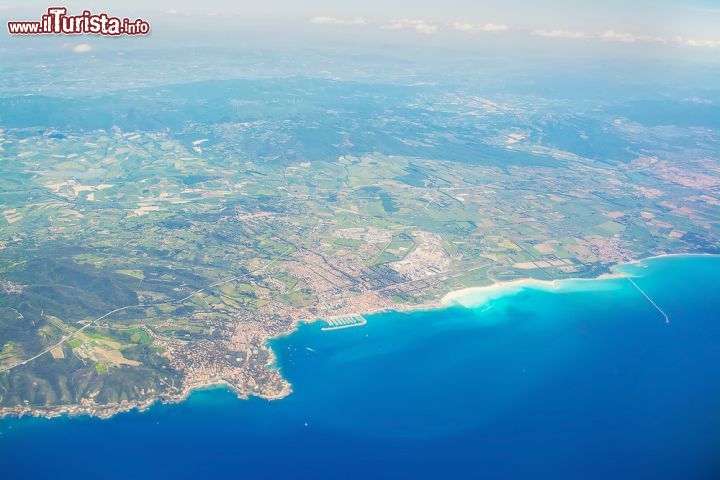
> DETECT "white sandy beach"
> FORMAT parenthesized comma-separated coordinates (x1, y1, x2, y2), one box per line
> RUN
(441, 253, 716, 308)
(440, 272, 626, 307)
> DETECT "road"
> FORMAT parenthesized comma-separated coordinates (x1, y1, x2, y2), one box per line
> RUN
(0, 244, 297, 373)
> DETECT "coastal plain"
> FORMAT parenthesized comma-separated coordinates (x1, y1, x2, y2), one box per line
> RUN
(0, 60, 719, 418)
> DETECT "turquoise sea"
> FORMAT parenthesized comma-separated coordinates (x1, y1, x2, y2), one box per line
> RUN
(1, 255, 720, 479)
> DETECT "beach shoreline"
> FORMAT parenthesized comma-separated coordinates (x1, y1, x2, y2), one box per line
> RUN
(2, 252, 716, 421)
(439, 271, 626, 306)
(439, 253, 717, 307)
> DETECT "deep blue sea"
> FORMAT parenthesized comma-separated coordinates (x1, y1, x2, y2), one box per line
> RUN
(2, 255, 720, 479)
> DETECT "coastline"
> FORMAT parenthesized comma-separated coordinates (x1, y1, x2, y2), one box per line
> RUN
(619, 252, 717, 266)
(440, 253, 717, 307)
(1, 252, 715, 421)
(0, 374, 293, 421)
(439, 272, 626, 307)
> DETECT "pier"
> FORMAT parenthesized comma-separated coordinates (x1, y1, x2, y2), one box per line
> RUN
(625, 276, 670, 324)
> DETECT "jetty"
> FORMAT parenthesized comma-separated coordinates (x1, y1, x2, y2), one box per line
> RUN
(322, 315, 367, 331)
(625, 276, 670, 324)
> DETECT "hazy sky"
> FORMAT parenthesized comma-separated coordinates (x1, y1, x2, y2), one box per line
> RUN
(3, 0, 716, 29)
(2, 0, 719, 51)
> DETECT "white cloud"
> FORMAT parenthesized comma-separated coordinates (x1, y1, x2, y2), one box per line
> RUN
(310, 16, 366, 26)
(599, 30, 665, 44)
(384, 19, 438, 35)
(531, 29, 588, 39)
(453, 22, 508, 33)
(72, 44, 93, 54)
(675, 37, 720, 48)
(166, 9, 178, 15)
(73, 43, 92, 53)
(600, 30, 636, 42)
(305, 16, 715, 49)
